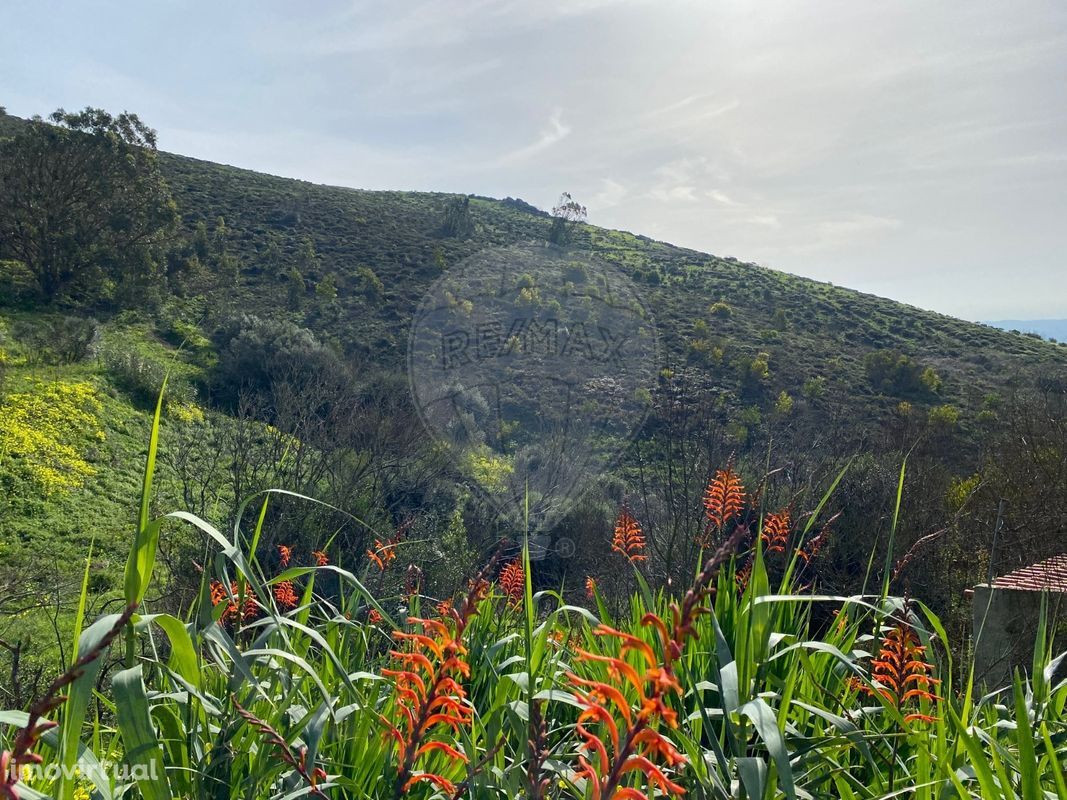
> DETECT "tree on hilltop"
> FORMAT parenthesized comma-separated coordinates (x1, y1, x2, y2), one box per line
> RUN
(0, 107, 178, 304)
(548, 191, 587, 245)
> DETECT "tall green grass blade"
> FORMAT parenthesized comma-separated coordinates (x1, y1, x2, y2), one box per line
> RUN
(113, 665, 173, 800)
(57, 611, 127, 800)
(739, 697, 797, 800)
(125, 380, 167, 606)
(1011, 676, 1040, 800)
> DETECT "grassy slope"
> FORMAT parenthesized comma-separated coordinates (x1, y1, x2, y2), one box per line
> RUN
(158, 148, 1067, 426)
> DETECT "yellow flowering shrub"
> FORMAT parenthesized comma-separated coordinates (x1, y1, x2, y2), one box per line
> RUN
(0, 380, 105, 494)
(463, 445, 513, 494)
(166, 399, 206, 424)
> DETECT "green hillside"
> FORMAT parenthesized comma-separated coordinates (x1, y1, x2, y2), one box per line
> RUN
(155, 147, 1066, 419)
(2, 108, 1066, 689)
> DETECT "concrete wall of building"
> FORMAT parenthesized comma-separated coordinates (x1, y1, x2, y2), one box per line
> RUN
(972, 585, 1064, 688)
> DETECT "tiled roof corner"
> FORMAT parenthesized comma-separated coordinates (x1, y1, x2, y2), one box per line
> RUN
(990, 554, 1067, 592)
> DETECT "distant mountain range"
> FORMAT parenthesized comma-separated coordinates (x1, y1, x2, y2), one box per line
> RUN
(986, 320, 1067, 342)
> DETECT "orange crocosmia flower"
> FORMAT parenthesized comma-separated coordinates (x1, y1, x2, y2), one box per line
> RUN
(435, 598, 454, 619)
(209, 580, 240, 623)
(367, 520, 410, 571)
(859, 623, 942, 725)
(703, 466, 745, 532)
(568, 612, 690, 800)
(209, 579, 228, 607)
(612, 507, 647, 563)
(499, 559, 525, 605)
(585, 576, 598, 600)
(735, 559, 753, 594)
(760, 508, 791, 553)
(367, 538, 398, 571)
(241, 594, 260, 622)
(277, 544, 292, 568)
(381, 568, 490, 795)
(564, 524, 749, 800)
(313, 550, 329, 567)
(273, 580, 298, 609)
(368, 608, 383, 624)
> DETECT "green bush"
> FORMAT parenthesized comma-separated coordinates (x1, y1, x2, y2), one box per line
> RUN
(104, 346, 194, 408)
(12, 315, 100, 365)
(209, 313, 348, 408)
(709, 299, 732, 318)
(928, 403, 960, 430)
(864, 349, 940, 397)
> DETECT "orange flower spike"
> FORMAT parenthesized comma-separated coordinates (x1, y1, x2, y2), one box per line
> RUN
(499, 559, 525, 605)
(209, 580, 227, 606)
(567, 526, 748, 800)
(861, 623, 941, 723)
(385, 556, 496, 797)
(273, 580, 298, 609)
(277, 544, 292, 568)
(799, 516, 835, 564)
(368, 608, 383, 624)
(434, 598, 454, 619)
(312, 550, 328, 566)
(760, 508, 791, 553)
(612, 507, 648, 562)
(367, 538, 398, 571)
(703, 466, 746, 530)
(209, 580, 240, 622)
(241, 594, 260, 622)
(585, 576, 598, 599)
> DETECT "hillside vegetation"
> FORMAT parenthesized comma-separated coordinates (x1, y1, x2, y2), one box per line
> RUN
(1, 106, 1066, 701)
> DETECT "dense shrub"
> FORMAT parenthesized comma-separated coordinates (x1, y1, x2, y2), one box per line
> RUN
(12, 315, 100, 365)
(354, 266, 384, 302)
(709, 299, 732, 318)
(864, 349, 940, 397)
(209, 313, 349, 409)
(104, 346, 194, 408)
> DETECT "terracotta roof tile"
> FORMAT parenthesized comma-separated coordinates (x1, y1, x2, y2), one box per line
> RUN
(990, 554, 1067, 592)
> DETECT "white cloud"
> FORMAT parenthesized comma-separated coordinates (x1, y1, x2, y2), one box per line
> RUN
(592, 178, 627, 209)
(493, 108, 572, 166)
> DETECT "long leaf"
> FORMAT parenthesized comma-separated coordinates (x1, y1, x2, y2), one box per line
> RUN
(113, 665, 173, 800)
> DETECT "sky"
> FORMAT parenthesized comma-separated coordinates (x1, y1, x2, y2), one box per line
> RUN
(2, 0, 1066, 320)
